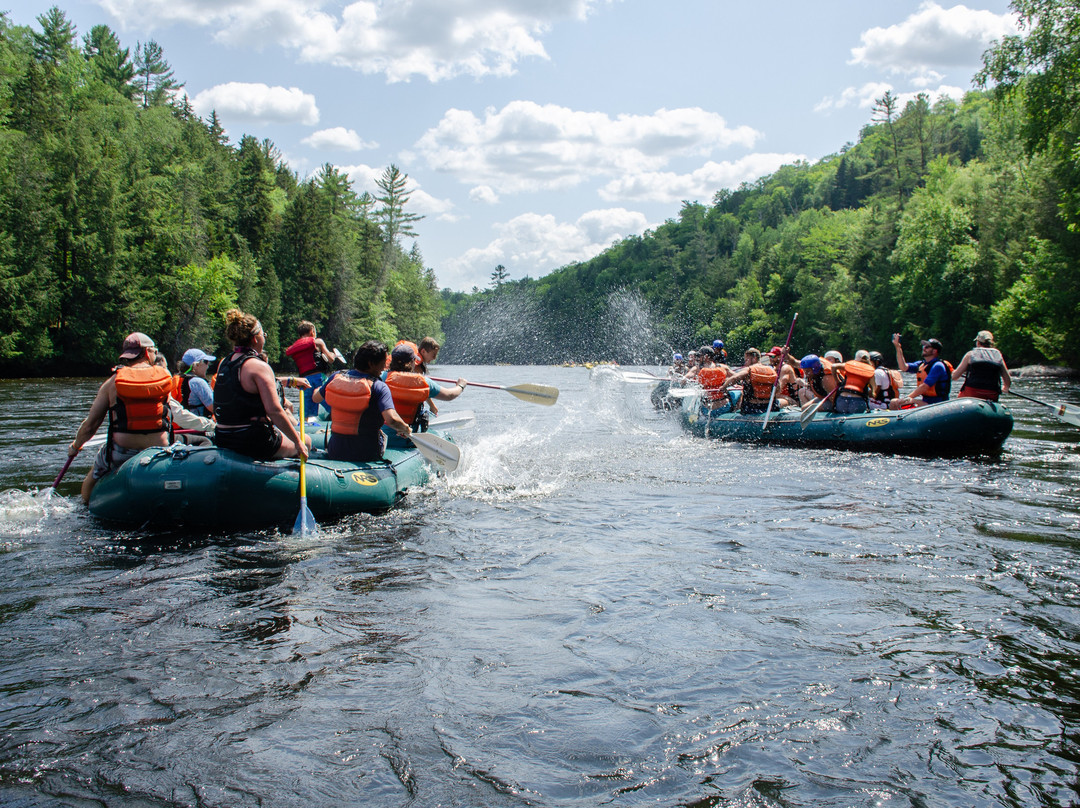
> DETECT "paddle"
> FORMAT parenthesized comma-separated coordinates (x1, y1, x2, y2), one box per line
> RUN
(429, 410, 476, 430)
(430, 377, 559, 406)
(665, 386, 703, 399)
(615, 370, 665, 384)
(409, 432, 461, 472)
(52, 452, 78, 490)
(84, 428, 206, 450)
(762, 312, 799, 432)
(292, 396, 317, 536)
(332, 347, 346, 364)
(800, 385, 838, 429)
(1010, 390, 1080, 428)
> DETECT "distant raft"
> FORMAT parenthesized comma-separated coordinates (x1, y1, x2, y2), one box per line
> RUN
(88, 430, 441, 528)
(680, 395, 1013, 456)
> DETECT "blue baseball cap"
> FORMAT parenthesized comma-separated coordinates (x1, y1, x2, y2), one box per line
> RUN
(182, 348, 216, 365)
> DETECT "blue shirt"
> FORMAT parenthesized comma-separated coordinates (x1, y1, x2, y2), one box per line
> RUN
(906, 358, 950, 403)
(186, 375, 214, 414)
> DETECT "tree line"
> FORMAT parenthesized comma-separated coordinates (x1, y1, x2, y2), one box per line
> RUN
(441, 0, 1080, 369)
(0, 7, 442, 376)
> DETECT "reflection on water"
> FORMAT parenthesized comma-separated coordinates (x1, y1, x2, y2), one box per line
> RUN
(0, 370, 1078, 806)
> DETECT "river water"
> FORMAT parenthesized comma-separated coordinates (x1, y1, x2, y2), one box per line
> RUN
(0, 366, 1078, 807)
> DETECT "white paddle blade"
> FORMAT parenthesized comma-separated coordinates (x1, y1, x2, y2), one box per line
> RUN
(505, 383, 559, 406)
(333, 347, 346, 364)
(410, 433, 461, 472)
(292, 500, 318, 535)
(665, 387, 703, 398)
(1054, 402, 1080, 428)
(616, 371, 663, 384)
(429, 410, 476, 430)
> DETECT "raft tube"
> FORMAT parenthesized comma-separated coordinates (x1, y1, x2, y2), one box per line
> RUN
(680, 395, 1013, 456)
(88, 428, 439, 528)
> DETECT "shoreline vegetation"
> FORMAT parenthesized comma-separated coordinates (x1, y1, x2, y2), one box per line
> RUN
(1, 3, 1078, 378)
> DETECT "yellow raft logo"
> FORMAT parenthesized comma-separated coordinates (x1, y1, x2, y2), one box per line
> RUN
(866, 418, 890, 428)
(351, 472, 379, 486)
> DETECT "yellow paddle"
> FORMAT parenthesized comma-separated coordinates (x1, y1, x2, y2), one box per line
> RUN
(292, 396, 317, 535)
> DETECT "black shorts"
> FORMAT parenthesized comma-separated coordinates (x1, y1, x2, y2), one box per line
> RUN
(215, 421, 283, 460)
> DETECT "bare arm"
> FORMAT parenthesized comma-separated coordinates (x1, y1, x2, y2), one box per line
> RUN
(314, 337, 334, 363)
(892, 333, 907, 369)
(1000, 360, 1011, 394)
(247, 361, 309, 459)
(69, 379, 112, 456)
(433, 378, 468, 402)
(382, 407, 412, 438)
(951, 352, 971, 380)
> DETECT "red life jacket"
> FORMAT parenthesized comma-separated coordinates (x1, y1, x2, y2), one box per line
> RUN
(839, 360, 876, 397)
(285, 336, 318, 375)
(698, 366, 727, 401)
(111, 365, 172, 434)
(324, 373, 374, 435)
(384, 371, 430, 423)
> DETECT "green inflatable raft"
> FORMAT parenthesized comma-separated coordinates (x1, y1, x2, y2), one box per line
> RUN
(88, 429, 439, 529)
(680, 395, 1013, 456)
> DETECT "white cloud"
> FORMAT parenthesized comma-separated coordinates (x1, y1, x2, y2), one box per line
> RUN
(440, 207, 651, 288)
(815, 82, 966, 114)
(850, 2, 1017, 75)
(190, 82, 319, 125)
(599, 153, 806, 204)
(301, 127, 376, 151)
(815, 81, 895, 113)
(337, 162, 456, 220)
(99, 0, 614, 82)
(414, 101, 760, 194)
(470, 185, 500, 204)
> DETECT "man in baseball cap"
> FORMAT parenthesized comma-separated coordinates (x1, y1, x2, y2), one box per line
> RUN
(890, 334, 951, 408)
(119, 332, 156, 360)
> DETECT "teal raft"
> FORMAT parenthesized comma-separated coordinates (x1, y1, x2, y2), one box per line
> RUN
(680, 395, 1013, 456)
(88, 429, 439, 529)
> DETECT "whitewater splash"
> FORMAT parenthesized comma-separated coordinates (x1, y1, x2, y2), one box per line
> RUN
(0, 487, 79, 537)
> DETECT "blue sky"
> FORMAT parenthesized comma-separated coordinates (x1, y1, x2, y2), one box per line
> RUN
(7, 0, 1016, 291)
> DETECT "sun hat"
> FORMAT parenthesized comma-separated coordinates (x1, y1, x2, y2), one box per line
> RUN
(119, 332, 155, 360)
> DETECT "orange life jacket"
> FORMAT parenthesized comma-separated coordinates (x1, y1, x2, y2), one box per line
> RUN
(839, 360, 876, 397)
(744, 364, 778, 402)
(324, 373, 374, 435)
(916, 358, 954, 400)
(698, 366, 727, 401)
(111, 365, 172, 434)
(384, 371, 430, 423)
(170, 374, 185, 403)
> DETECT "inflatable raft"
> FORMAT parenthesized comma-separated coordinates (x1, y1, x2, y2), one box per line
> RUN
(88, 430, 438, 529)
(680, 395, 1013, 456)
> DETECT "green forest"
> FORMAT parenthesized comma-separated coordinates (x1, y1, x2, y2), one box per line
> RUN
(442, 0, 1080, 369)
(0, 7, 442, 375)
(0, 1, 1078, 375)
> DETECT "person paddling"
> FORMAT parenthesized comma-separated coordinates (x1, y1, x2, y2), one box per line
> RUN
(313, 341, 412, 462)
(67, 332, 172, 504)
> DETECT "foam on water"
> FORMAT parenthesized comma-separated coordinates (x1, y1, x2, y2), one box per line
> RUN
(0, 487, 79, 536)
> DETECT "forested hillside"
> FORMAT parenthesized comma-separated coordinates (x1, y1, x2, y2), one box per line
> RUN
(442, 0, 1080, 369)
(0, 8, 441, 375)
